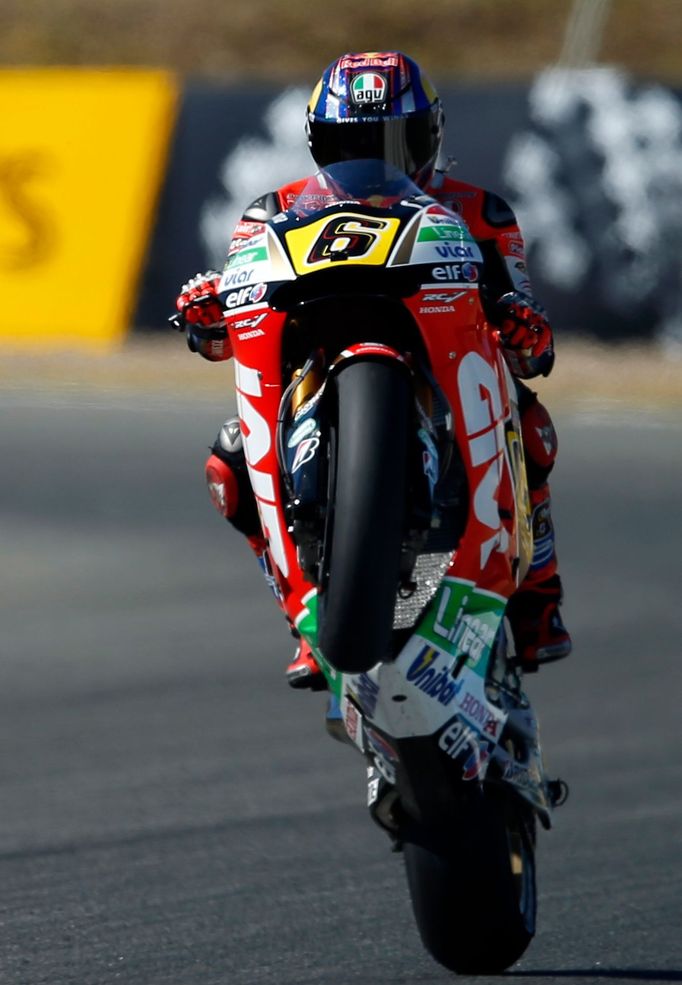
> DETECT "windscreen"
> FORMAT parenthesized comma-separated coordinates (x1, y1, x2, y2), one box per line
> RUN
(288, 160, 427, 218)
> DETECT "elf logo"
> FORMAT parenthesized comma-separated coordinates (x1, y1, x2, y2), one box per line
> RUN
(432, 263, 479, 283)
(351, 73, 387, 104)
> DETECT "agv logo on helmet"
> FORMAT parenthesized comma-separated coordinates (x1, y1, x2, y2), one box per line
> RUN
(351, 73, 388, 105)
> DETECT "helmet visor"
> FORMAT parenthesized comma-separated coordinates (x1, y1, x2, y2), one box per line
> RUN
(310, 113, 438, 179)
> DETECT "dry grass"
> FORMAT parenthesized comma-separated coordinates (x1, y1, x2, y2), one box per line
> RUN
(534, 339, 682, 412)
(1, 336, 231, 400)
(3, 338, 682, 412)
(2, 0, 681, 83)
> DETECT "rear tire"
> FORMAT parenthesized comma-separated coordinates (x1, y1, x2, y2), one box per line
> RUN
(403, 790, 536, 973)
(319, 359, 410, 674)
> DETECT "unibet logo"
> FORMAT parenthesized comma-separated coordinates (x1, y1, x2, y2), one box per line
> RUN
(406, 645, 462, 706)
(351, 73, 387, 104)
(407, 646, 438, 679)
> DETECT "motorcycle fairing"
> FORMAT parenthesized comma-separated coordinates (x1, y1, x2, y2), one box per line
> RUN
(220, 223, 297, 293)
(232, 181, 528, 662)
(336, 620, 552, 821)
(341, 576, 507, 739)
(227, 160, 549, 820)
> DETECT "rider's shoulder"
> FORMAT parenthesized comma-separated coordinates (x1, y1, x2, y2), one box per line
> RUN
(428, 173, 518, 229)
(427, 172, 484, 201)
(480, 189, 518, 229)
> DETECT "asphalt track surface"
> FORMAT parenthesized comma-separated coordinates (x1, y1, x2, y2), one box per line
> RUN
(1, 384, 681, 985)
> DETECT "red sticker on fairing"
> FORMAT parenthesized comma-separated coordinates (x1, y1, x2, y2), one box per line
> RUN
(234, 221, 266, 238)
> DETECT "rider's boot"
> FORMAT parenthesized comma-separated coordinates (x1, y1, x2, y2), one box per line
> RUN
(286, 638, 327, 691)
(506, 485, 572, 672)
(206, 418, 326, 689)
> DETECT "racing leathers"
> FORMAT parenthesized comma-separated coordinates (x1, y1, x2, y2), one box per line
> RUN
(176, 171, 572, 681)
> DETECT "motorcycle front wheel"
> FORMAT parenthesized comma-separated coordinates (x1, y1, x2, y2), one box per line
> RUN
(403, 788, 537, 974)
(318, 357, 410, 675)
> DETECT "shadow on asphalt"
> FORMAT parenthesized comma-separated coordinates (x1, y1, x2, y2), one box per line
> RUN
(510, 971, 682, 981)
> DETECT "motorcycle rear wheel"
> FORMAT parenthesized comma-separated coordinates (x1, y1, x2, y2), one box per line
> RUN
(403, 789, 536, 974)
(318, 358, 410, 675)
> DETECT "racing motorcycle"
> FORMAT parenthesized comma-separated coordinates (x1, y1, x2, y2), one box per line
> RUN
(217, 160, 567, 974)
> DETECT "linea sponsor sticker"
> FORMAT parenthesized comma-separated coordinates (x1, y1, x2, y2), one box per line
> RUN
(226, 245, 269, 269)
(418, 225, 474, 243)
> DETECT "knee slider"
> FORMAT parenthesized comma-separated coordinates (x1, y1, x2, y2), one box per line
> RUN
(520, 392, 557, 488)
(528, 485, 557, 576)
(205, 417, 261, 537)
(205, 454, 240, 521)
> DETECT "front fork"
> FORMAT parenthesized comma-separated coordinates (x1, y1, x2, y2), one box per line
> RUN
(279, 347, 454, 593)
(278, 351, 329, 586)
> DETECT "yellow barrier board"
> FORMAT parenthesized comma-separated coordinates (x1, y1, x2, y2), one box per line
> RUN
(0, 69, 177, 349)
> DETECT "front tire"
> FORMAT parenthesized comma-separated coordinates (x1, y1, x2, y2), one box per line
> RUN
(319, 358, 410, 675)
(403, 790, 536, 973)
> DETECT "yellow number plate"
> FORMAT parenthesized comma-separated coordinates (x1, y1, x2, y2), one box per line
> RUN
(285, 213, 401, 275)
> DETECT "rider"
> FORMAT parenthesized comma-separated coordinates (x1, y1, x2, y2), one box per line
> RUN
(174, 51, 572, 688)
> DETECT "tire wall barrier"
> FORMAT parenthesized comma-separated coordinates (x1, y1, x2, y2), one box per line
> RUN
(2, 70, 680, 348)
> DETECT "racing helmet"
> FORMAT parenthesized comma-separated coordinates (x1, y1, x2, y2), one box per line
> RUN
(306, 52, 444, 186)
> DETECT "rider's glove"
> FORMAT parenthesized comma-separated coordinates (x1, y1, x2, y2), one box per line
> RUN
(170, 271, 232, 362)
(494, 291, 555, 379)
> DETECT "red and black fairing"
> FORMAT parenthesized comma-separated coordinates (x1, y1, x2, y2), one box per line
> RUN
(222, 174, 523, 645)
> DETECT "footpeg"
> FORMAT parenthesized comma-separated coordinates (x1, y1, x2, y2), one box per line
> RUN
(547, 778, 569, 807)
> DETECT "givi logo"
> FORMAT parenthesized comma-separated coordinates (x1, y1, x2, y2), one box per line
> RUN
(457, 352, 509, 567)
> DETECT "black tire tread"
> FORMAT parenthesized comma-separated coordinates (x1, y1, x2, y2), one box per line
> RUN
(403, 790, 536, 973)
(319, 359, 410, 674)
